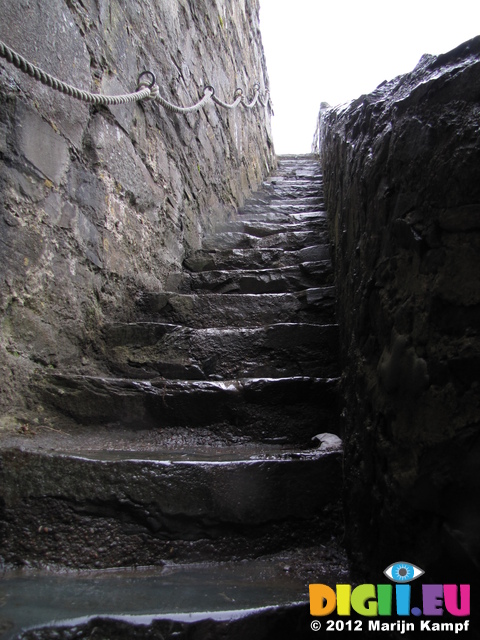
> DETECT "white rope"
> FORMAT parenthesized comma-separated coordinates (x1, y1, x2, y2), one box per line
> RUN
(0, 39, 270, 115)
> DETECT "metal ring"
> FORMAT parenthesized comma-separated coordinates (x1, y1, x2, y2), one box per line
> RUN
(137, 70, 156, 89)
(234, 88, 243, 98)
(204, 85, 215, 96)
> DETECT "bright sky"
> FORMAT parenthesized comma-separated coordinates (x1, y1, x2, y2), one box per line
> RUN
(259, 0, 480, 154)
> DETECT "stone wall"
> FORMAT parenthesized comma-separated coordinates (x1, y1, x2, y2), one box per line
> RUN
(0, 0, 274, 425)
(316, 37, 480, 582)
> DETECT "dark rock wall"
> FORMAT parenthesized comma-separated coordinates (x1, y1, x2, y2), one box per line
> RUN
(316, 37, 480, 581)
(0, 0, 274, 423)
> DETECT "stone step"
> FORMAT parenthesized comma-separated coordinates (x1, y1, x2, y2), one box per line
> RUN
(242, 194, 324, 210)
(102, 322, 339, 380)
(136, 288, 336, 327)
(36, 374, 339, 442)
(274, 165, 321, 175)
(263, 171, 322, 182)
(0, 443, 342, 569)
(236, 209, 326, 223)
(277, 153, 319, 160)
(0, 550, 348, 638)
(239, 202, 325, 217)
(266, 172, 322, 183)
(184, 245, 331, 271)
(176, 262, 333, 294)
(260, 183, 324, 201)
(215, 219, 325, 239)
(274, 158, 322, 175)
(201, 229, 324, 251)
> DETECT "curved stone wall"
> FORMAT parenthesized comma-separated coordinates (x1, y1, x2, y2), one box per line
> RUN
(317, 37, 480, 583)
(0, 0, 274, 422)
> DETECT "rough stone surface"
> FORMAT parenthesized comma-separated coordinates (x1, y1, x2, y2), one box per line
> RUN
(0, 447, 342, 568)
(136, 289, 337, 327)
(0, 156, 342, 571)
(0, 154, 347, 636)
(0, 0, 274, 423)
(316, 36, 480, 583)
(3, 602, 325, 640)
(101, 322, 339, 379)
(36, 374, 339, 441)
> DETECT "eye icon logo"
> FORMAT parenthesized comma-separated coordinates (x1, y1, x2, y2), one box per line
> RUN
(384, 561, 424, 583)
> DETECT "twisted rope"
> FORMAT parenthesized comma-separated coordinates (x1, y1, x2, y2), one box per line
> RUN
(241, 83, 260, 109)
(0, 40, 151, 105)
(139, 80, 215, 113)
(211, 87, 243, 110)
(0, 38, 270, 114)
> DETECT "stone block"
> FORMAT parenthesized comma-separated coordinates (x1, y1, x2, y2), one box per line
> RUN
(15, 101, 70, 185)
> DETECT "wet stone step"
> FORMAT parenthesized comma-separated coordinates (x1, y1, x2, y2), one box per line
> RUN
(177, 262, 334, 294)
(235, 210, 326, 224)
(136, 288, 337, 328)
(0, 551, 349, 639)
(259, 186, 324, 202)
(201, 229, 325, 251)
(265, 168, 322, 179)
(217, 218, 326, 238)
(183, 245, 331, 271)
(2, 602, 314, 640)
(242, 194, 324, 209)
(238, 203, 325, 217)
(274, 164, 322, 175)
(36, 374, 339, 442)
(102, 322, 339, 380)
(268, 167, 322, 176)
(261, 171, 322, 184)
(274, 161, 322, 175)
(262, 174, 323, 188)
(0, 443, 342, 569)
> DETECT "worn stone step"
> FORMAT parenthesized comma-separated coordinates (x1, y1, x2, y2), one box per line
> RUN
(238, 202, 325, 217)
(36, 374, 339, 442)
(275, 156, 322, 172)
(219, 218, 326, 237)
(102, 322, 339, 380)
(260, 183, 324, 202)
(184, 245, 331, 272)
(0, 549, 349, 639)
(273, 168, 321, 176)
(267, 164, 322, 176)
(274, 167, 322, 178)
(266, 169, 322, 180)
(236, 210, 326, 223)
(242, 194, 324, 210)
(263, 171, 322, 184)
(137, 288, 336, 327)
(264, 170, 322, 181)
(267, 170, 322, 182)
(176, 262, 333, 294)
(0, 442, 342, 569)
(201, 229, 324, 251)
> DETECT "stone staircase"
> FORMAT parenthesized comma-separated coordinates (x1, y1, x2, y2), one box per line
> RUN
(0, 155, 347, 639)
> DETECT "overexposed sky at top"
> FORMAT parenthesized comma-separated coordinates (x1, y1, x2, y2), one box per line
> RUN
(260, 0, 480, 154)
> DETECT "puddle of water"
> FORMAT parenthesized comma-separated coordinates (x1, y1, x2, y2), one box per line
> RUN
(0, 561, 309, 639)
